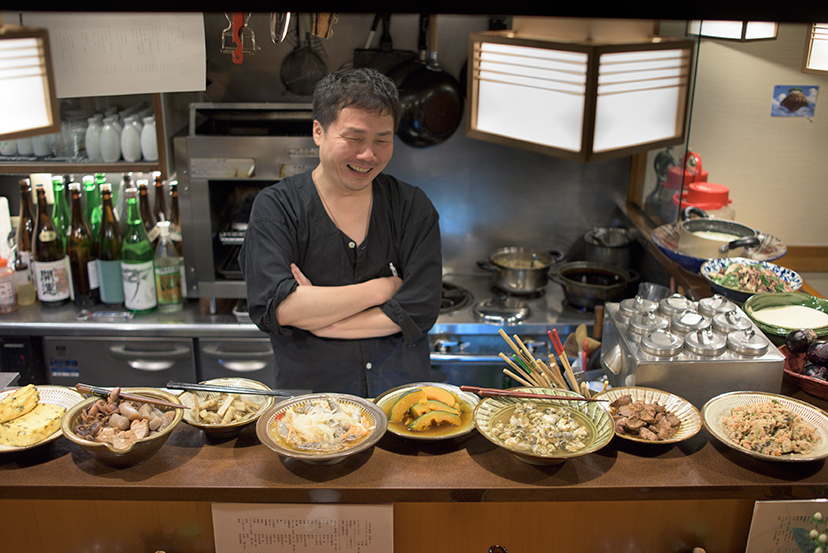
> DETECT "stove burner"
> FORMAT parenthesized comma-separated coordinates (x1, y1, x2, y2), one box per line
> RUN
(491, 285, 545, 300)
(440, 281, 474, 314)
(472, 296, 531, 325)
(562, 299, 594, 313)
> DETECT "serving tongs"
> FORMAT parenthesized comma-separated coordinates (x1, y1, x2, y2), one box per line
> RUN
(166, 381, 293, 398)
(460, 385, 608, 403)
(75, 383, 185, 409)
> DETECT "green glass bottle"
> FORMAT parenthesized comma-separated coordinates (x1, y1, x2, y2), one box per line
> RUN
(120, 188, 156, 313)
(50, 175, 70, 249)
(83, 174, 103, 239)
(66, 182, 99, 307)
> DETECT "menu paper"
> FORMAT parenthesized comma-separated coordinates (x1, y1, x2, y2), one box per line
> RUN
(19, 12, 206, 98)
(746, 499, 828, 552)
(211, 503, 393, 553)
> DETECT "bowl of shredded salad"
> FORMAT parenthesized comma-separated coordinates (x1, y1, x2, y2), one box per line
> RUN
(700, 257, 802, 303)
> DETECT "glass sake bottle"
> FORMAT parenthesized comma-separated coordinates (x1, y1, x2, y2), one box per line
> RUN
(152, 174, 169, 226)
(154, 219, 183, 312)
(32, 184, 71, 307)
(168, 180, 183, 256)
(97, 183, 125, 306)
(50, 175, 70, 249)
(83, 173, 104, 239)
(15, 179, 35, 273)
(66, 182, 100, 307)
(121, 188, 156, 313)
(137, 179, 159, 249)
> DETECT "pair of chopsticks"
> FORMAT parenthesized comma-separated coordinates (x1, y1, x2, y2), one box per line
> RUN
(166, 381, 293, 398)
(497, 329, 569, 391)
(548, 329, 583, 396)
(460, 385, 607, 403)
(75, 383, 185, 409)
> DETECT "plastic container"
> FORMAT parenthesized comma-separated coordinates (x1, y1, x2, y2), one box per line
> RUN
(672, 182, 735, 220)
(0, 257, 18, 313)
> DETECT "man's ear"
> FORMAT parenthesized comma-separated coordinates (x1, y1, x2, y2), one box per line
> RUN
(312, 120, 323, 146)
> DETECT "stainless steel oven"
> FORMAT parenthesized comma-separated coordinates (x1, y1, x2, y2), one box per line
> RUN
(173, 103, 318, 306)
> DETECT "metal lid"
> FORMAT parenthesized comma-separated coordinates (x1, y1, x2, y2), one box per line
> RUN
(639, 329, 684, 357)
(658, 294, 696, 318)
(671, 310, 711, 334)
(628, 310, 670, 336)
(712, 309, 753, 334)
(726, 328, 769, 356)
(684, 327, 727, 356)
(698, 294, 737, 317)
(472, 297, 530, 325)
(619, 295, 658, 318)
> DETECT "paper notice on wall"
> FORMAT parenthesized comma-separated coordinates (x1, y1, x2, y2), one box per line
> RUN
(211, 503, 393, 553)
(746, 499, 828, 553)
(20, 12, 206, 98)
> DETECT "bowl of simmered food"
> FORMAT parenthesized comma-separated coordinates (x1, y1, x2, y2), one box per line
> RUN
(256, 393, 387, 465)
(374, 382, 479, 441)
(177, 377, 275, 438)
(473, 387, 614, 465)
(62, 387, 183, 467)
(743, 292, 828, 346)
(700, 257, 802, 304)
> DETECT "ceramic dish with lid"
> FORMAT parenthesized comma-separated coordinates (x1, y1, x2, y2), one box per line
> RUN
(0, 386, 85, 453)
(473, 387, 614, 465)
(702, 391, 828, 462)
(177, 377, 275, 438)
(593, 386, 702, 445)
(256, 393, 387, 465)
(374, 382, 479, 441)
(743, 292, 828, 346)
(700, 257, 802, 304)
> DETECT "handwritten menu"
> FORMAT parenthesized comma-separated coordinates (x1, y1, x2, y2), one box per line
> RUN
(747, 499, 828, 553)
(20, 12, 205, 98)
(211, 503, 393, 553)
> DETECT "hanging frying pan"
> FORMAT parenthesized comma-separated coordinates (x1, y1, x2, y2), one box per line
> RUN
(386, 14, 464, 148)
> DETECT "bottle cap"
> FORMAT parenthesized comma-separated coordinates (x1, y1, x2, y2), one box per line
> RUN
(0, 257, 6, 268)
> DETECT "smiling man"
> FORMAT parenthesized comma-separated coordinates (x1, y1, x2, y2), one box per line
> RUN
(240, 68, 443, 397)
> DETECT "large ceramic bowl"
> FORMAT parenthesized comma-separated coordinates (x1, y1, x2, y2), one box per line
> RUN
(702, 391, 828, 462)
(374, 382, 480, 441)
(177, 377, 275, 438)
(473, 387, 614, 465)
(61, 388, 184, 467)
(592, 386, 702, 445)
(700, 257, 802, 304)
(256, 393, 387, 465)
(0, 386, 85, 453)
(743, 292, 828, 346)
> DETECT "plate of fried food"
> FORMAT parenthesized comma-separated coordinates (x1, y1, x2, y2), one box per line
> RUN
(374, 382, 480, 441)
(0, 384, 85, 452)
(593, 386, 702, 445)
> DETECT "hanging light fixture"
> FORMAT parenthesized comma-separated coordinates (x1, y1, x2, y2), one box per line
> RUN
(0, 24, 60, 140)
(802, 23, 828, 74)
(466, 18, 694, 163)
(687, 20, 778, 41)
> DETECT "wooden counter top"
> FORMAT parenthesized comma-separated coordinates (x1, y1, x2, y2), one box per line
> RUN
(1, 378, 826, 506)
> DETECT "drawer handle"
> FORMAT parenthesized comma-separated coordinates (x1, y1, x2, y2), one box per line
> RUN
(218, 360, 269, 372)
(109, 344, 192, 372)
(200, 346, 274, 361)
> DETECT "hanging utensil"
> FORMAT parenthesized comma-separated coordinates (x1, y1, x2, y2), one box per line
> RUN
(312, 13, 337, 39)
(270, 12, 292, 44)
(221, 12, 259, 64)
(280, 13, 328, 96)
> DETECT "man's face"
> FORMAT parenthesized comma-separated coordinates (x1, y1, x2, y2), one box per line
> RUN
(313, 106, 395, 193)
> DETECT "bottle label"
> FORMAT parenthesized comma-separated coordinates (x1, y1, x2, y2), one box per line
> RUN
(121, 259, 157, 311)
(87, 259, 100, 290)
(147, 225, 160, 243)
(0, 277, 16, 309)
(37, 230, 58, 243)
(33, 258, 71, 302)
(155, 262, 182, 306)
(98, 260, 124, 304)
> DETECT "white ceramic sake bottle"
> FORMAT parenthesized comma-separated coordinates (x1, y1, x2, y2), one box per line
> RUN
(85, 116, 103, 161)
(140, 116, 158, 162)
(120, 116, 142, 162)
(100, 116, 122, 162)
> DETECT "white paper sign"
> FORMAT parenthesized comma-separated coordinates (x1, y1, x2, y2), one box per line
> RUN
(211, 503, 393, 553)
(20, 12, 206, 98)
(747, 499, 828, 553)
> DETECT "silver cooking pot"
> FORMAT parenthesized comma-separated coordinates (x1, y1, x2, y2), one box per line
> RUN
(677, 207, 761, 260)
(477, 247, 565, 295)
(584, 227, 634, 269)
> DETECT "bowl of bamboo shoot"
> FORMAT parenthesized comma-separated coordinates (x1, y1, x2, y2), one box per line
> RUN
(176, 378, 275, 438)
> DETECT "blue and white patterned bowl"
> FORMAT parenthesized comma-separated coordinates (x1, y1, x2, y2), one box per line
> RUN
(700, 257, 802, 304)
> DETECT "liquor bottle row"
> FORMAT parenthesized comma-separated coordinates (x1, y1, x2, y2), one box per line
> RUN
(2, 173, 184, 314)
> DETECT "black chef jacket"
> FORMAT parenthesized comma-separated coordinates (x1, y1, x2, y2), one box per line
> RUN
(239, 171, 442, 397)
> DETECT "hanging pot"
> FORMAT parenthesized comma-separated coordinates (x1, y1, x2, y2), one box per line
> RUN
(477, 247, 565, 295)
(386, 14, 464, 148)
(676, 206, 761, 260)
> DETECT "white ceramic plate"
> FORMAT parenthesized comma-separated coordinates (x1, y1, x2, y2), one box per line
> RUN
(702, 391, 828, 462)
(593, 386, 702, 444)
(374, 382, 479, 441)
(0, 385, 85, 452)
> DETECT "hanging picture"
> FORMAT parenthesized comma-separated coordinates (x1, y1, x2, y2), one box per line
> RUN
(772, 85, 819, 117)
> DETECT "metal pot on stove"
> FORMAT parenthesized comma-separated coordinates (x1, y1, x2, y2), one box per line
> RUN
(477, 247, 564, 295)
(550, 261, 638, 310)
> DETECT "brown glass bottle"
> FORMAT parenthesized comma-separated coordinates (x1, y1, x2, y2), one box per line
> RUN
(97, 183, 125, 305)
(137, 180, 159, 249)
(153, 174, 169, 226)
(66, 182, 99, 306)
(32, 184, 70, 306)
(168, 180, 183, 256)
(15, 179, 34, 270)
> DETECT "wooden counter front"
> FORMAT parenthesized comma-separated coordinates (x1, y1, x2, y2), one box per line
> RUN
(1, 379, 827, 552)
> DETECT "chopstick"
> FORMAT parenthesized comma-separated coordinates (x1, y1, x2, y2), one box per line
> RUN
(549, 329, 581, 395)
(166, 381, 293, 398)
(75, 383, 185, 409)
(460, 385, 607, 403)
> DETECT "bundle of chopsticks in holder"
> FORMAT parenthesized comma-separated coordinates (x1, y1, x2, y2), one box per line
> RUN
(497, 328, 598, 399)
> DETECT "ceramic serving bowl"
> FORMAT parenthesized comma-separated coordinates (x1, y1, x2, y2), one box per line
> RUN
(61, 388, 184, 467)
(374, 382, 480, 441)
(0, 386, 85, 453)
(743, 292, 828, 346)
(473, 387, 614, 465)
(177, 377, 275, 438)
(256, 393, 387, 465)
(700, 257, 802, 304)
(592, 386, 702, 445)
